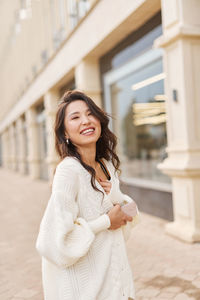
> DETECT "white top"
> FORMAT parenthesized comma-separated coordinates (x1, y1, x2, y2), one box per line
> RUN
(36, 157, 136, 300)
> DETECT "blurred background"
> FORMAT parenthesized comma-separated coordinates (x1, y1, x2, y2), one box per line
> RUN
(1, 0, 200, 242)
(0, 1, 200, 299)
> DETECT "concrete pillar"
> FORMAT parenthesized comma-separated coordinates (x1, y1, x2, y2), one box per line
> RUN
(111, 84, 125, 161)
(1, 129, 9, 168)
(75, 58, 102, 107)
(155, 0, 200, 242)
(25, 107, 40, 179)
(6, 128, 12, 169)
(44, 89, 60, 181)
(1, 131, 5, 167)
(16, 117, 27, 174)
(8, 124, 17, 171)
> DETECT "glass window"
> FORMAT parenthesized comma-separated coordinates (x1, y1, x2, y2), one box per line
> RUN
(100, 12, 162, 74)
(104, 49, 169, 184)
(67, 0, 90, 30)
(112, 24, 162, 69)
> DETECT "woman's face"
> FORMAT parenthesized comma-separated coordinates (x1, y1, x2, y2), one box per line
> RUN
(64, 100, 101, 148)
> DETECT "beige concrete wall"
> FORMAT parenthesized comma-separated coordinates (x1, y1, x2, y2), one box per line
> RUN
(155, 0, 200, 242)
(0, 0, 98, 122)
(0, 0, 161, 182)
(0, 0, 70, 122)
(0, 0, 200, 243)
(0, 0, 160, 132)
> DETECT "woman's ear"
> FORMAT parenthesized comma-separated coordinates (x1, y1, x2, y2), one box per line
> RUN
(65, 131, 69, 139)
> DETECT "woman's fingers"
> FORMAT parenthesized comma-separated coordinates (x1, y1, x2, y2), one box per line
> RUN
(99, 180, 111, 194)
(124, 214, 133, 222)
(99, 180, 111, 187)
(107, 204, 133, 230)
(100, 183, 111, 190)
(99, 179, 110, 184)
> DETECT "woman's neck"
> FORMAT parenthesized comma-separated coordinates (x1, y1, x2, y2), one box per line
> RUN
(77, 144, 97, 169)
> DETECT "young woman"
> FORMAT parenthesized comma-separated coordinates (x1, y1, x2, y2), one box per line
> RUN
(36, 90, 137, 300)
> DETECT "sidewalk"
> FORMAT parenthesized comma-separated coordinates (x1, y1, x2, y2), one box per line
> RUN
(0, 168, 200, 300)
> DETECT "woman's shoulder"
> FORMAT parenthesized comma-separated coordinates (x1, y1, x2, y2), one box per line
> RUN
(56, 156, 81, 172)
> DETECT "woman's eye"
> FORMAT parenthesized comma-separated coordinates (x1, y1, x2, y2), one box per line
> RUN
(72, 116, 79, 120)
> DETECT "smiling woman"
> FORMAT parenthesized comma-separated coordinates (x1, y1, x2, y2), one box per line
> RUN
(54, 90, 120, 194)
(36, 90, 138, 300)
(65, 101, 101, 147)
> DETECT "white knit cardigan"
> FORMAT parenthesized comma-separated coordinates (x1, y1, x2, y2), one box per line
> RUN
(36, 157, 137, 300)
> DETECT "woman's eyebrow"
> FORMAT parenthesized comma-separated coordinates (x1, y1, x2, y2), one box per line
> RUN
(69, 111, 79, 117)
(68, 108, 90, 117)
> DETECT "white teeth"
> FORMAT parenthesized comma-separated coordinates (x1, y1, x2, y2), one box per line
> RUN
(81, 128, 94, 134)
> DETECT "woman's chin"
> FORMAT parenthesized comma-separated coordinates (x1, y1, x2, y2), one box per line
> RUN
(72, 132, 101, 147)
(76, 138, 99, 148)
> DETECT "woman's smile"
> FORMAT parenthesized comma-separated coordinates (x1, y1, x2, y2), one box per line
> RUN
(64, 100, 101, 147)
(80, 127, 95, 135)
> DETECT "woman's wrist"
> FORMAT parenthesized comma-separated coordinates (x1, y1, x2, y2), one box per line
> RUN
(88, 214, 111, 234)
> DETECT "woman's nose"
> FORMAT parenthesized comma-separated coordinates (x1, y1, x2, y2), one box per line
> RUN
(81, 115, 90, 124)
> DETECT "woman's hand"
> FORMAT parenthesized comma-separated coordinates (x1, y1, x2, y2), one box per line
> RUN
(107, 204, 133, 230)
(99, 179, 112, 195)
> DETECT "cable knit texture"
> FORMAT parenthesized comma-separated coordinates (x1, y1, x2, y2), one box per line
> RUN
(36, 157, 138, 300)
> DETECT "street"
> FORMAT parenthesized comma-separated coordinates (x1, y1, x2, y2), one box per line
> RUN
(0, 168, 200, 300)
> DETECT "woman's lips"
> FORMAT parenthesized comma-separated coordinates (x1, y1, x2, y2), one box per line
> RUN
(81, 129, 95, 136)
(82, 131, 94, 136)
(80, 127, 95, 135)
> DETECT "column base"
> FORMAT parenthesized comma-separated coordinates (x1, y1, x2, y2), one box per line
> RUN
(29, 162, 40, 180)
(19, 163, 27, 175)
(165, 221, 200, 243)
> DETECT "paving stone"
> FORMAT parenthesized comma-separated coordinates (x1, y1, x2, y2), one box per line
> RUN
(192, 279, 200, 288)
(161, 286, 183, 293)
(1, 168, 200, 300)
(179, 273, 198, 281)
(156, 291, 176, 298)
(137, 288, 160, 297)
(13, 289, 38, 298)
(174, 293, 196, 300)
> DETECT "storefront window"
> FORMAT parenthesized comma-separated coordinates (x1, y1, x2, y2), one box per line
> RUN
(104, 48, 169, 184)
(67, 0, 90, 30)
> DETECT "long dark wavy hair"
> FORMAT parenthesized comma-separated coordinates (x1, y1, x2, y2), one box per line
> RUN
(54, 90, 120, 194)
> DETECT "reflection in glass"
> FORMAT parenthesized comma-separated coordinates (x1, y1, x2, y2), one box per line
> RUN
(110, 56, 170, 183)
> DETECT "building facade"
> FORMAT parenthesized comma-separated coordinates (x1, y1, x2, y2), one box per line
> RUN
(0, 0, 200, 243)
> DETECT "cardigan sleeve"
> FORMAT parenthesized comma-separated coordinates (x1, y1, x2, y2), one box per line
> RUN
(36, 160, 110, 269)
(106, 161, 140, 241)
(106, 161, 133, 206)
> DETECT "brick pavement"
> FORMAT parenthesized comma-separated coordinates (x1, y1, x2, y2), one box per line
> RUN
(0, 168, 200, 300)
